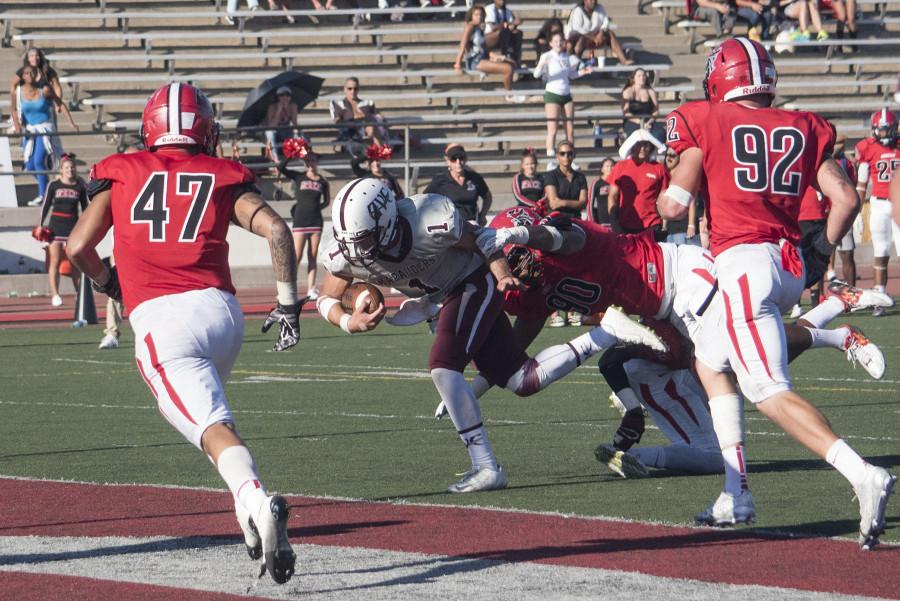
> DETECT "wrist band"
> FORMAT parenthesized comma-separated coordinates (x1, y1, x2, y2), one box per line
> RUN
(339, 313, 353, 334)
(275, 280, 297, 306)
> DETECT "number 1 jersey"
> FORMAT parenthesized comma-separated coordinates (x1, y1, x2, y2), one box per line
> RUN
(90, 150, 256, 310)
(666, 100, 835, 255)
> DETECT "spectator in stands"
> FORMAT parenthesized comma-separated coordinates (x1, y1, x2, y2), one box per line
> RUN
(9, 48, 63, 117)
(454, 5, 523, 103)
(512, 148, 546, 208)
(13, 66, 77, 207)
(692, 0, 736, 38)
(534, 32, 592, 171)
(425, 144, 492, 225)
(565, 0, 633, 66)
(732, 0, 775, 40)
(36, 154, 85, 307)
(821, 0, 857, 48)
(607, 139, 666, 234)
(278, 148, 330, 300)
(351, 143, 404, 198)
(485, 0, 523, 65)
(621, 68, 665, 142)
(544, 139, 588, 327)
(534, 18, 565, 63)
(330, 77, 390, 157)
(226, 0, 260, 25)
(263, 86, 301, 163)
(588, 157, 615, 227)
(781, 0, 829, 40)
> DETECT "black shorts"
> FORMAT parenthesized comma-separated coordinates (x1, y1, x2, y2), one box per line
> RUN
(48, 216, 77, 239)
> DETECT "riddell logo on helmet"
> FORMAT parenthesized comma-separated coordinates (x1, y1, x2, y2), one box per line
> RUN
(741, 85, 772, 95)
(156, 133, 197, 145)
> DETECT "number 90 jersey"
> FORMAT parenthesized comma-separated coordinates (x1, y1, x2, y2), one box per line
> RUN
(321, 193, 483, 303)
(90, 150, 257, 311)
(666, 100, 835, 255)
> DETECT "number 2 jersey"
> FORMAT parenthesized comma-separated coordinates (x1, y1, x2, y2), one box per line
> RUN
(666, 100, 835, 255)
(321, 193, 483, 304)
(854, 137, 900, 199)
(90, 149, 257, 311)
(504, 220, 668, 320)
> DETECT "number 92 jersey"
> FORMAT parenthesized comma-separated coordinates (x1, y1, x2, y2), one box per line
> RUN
(665, 100, 836, 255)
(321, 193, 483, 303)
(90, 150, 257, 311)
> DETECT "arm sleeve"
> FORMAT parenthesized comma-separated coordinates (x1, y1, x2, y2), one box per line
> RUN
(319, 180, 331, 209)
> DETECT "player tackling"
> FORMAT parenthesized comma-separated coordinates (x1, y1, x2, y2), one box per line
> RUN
(67, 83, 298, 583)
(658, 38, 896, 549)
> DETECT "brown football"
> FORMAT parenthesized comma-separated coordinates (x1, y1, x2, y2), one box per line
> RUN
(341, 282, 385, 312)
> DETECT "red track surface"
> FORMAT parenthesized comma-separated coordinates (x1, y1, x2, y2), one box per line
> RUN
(1, 478, 898, 600)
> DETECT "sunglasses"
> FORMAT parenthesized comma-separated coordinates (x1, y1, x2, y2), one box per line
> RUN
(665, 152, 678, 159)
(345, 86, 358, 91)
(557, 151, 575, 157)
(447, 155, 467, 162)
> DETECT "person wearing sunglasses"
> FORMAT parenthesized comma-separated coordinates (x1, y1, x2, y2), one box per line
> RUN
(425, 144, 492, 225)
(607, 139, 666, 235)
(329, 77, 389, 156)
(263, 85, 300, 163)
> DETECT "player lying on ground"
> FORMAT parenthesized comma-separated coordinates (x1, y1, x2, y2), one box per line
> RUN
(660, 37, 896, 548)
(315, 179, 665, 493)
(67, 83, 297, 584)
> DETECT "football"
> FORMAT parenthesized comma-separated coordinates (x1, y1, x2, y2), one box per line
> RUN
(341, 282, 385, 313)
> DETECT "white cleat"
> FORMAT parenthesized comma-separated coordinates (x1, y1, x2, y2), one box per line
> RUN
(254, 495, 296, 584)
(235, 501, 262, 560)
(51, 294, 63, 307)
(448, 465, 508, 493)
(842, 325, 885, 380)
(434, 400, 448, 419)
(98, 334, 119, 350)
(695, 490, 756, 526)
(789, 304, 803, 319)
(855, 466, 897, 550)
(599, 306, 667, 353)
(827, 280, 894, 312)
(594, 443, 649, 479)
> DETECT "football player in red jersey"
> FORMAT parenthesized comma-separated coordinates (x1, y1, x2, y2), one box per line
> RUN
(67, 83, 298, 583)
(855, 109, 900, 315)
(659, 38, 896, 548)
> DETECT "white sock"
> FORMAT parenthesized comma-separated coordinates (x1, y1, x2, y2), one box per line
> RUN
(722, 443, 749, 496)
(546, 148, 554, 158)
(799, 296, 845, 328)
(806, 326, 851, 350)
(826, 439, 868, 488)
(432, 368, 497, 469)
(616, 387, 642, 411)
(471, 374, 492, 399)
(873, 284, 886, 293)
(217, 445, 268, 516)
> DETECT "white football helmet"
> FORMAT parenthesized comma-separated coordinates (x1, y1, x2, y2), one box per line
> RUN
(332, 178, 398, 267)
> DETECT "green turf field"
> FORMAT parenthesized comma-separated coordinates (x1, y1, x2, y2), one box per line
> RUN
(1, 312, 897, 543)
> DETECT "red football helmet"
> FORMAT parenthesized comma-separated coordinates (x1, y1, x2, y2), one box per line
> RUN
(703, 37, 777, 103)
(489, 207, 546, 285)
(870, 108, 898, 146)
(140, 83, 218, 155)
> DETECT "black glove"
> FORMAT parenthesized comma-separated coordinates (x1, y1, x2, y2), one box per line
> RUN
(801, 230, 834, 289)
(261, 302, 301, 351)
(613, 407, 645, 451)
(541, 212, 573, 229)
(90, 257, 122, 303)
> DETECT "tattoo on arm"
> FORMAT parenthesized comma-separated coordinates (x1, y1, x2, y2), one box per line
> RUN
(269, 219, 297, 284)
(235, 192, 297, 284)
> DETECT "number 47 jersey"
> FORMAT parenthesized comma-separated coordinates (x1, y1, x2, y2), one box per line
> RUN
(90, 150, 257, 311)
(666, 101, 836, 255)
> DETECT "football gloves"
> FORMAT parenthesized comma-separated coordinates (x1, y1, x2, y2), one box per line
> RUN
(90, 257, 122, 303)
(613, 407, 645, 452)
(801, 230, 835, 289)
(262, 302, 301, 351)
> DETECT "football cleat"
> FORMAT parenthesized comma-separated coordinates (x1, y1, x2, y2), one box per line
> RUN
(599, 306, 668, 353)
(872, 306, 887, 318)
(567, 311, 583, 326)
(789, 304, 803, 319)
(98, 334, 119, 350)
(255, 495, 296, 584)
(854, 466, 897, 550)
(826, 280, 894, 312)
(594, 443, 649, 479)
(695, 490, 756, 526)
(842, 325, 885, 380)
(548, 312, 567, 327)
(447, 465, 508, 493)
(235, 501, 262, 560)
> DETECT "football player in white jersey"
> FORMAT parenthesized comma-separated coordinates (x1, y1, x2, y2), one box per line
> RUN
(316, 178, 666, 493)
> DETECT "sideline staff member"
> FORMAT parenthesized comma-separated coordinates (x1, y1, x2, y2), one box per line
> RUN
(425, 144, 492, 224)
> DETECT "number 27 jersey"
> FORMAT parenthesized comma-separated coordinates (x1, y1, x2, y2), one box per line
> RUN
(666, 101, 835, 255)
(91, 150, 256, 311)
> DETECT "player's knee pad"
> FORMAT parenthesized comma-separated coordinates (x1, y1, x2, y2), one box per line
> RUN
(708, 393, 744, 450)
(504, 358, 541, 397)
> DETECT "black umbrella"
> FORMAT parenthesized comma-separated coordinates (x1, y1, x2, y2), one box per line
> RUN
(237, 71, 324, 128)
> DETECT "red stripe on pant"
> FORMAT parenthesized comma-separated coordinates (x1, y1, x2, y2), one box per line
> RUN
(639, 383, 691, 444)
(737, 273, 774, 381)
(144, 332, 198, 425)
(663, 378, 700, 426)
(721, 289, 750, 374)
